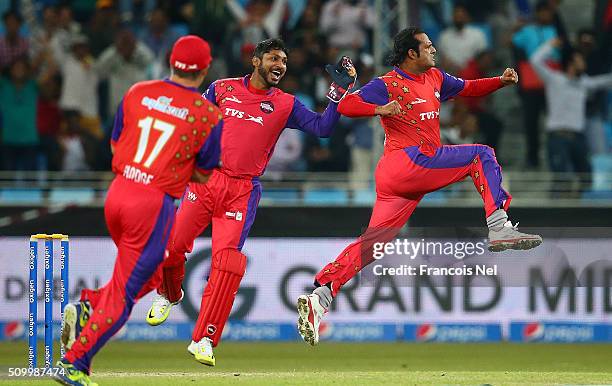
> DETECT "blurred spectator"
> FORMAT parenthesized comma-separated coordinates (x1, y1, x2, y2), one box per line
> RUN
(188, 0, 232, 54)
(59, 110, 98, 173)
(58, 34, 102, 139)
(530, 38, 612, 196)
(28, 5, 60, 71)
(237, 43, 256, 75)
(305, 104, 350, 172)
(347, 117, 373, 190)
(85, 4, 119, 56)
(37, 76, 62, 171)
(52, 4, 82, 61)
(438, 4, 488, 73)
(95, 29, 153, 121)
(458, 50, 503, 149)
(0, 10, 29, 72)
(441, 102, 479, 145)
(228, 0, 287, 44)
(576, 29, 609, 155)
(266, 129, 304, 179)
(0, 57, 49, 171)
(118, 0, 156, 27)
(139, 8, 181, 78)
(512, 0, 559, 168)
(320, 0, 374, 57)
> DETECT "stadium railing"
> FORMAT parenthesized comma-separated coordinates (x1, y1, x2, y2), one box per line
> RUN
(0, 170, 610, 207)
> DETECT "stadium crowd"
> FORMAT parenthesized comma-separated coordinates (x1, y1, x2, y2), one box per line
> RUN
(0, 0, 610, 194)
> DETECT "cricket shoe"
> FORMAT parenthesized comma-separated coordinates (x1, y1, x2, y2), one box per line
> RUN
(146, 290, 183, 326)
(297, 294, 327, 346)
(488, 221, 542, 252)
(192, 337, 215, 366)
(187, 340, 197, 356)
(54, 358, 98, 386)
(61, 301, 92, 352)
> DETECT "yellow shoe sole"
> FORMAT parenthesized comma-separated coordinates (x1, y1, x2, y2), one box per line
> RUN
(194, 354, 215, 366)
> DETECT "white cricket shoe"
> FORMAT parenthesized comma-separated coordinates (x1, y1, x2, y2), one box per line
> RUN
(187, 340, 196, 356)
(192, 337, 215, 366)
(61, 301, 92, 351)
(488, 221, 542, 252)
(146, 291, 183, 326)
(297, 293, 327, 346)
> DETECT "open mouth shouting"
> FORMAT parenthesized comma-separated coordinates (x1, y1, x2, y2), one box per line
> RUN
(270, 68, 284, 83)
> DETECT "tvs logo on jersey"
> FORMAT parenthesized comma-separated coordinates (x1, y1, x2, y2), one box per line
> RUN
(260, 101, 274, 114)
(419, 109, 440, 121)
(224, 108, 264, 126)
(434, 89, 440, 100)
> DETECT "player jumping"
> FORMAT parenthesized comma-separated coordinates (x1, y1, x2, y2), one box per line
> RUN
(55, 36, 222, 386)
(297, 27, 543, 346)
(143, 38, 356, 366)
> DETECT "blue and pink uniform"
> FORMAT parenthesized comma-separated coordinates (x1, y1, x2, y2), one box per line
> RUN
(65, 79, 222, 373)
(315, 66, 511, 295)
(161, 75, 340, 346)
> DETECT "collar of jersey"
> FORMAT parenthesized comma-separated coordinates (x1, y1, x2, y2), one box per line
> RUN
(163, 78, 200, 93)
(393, 67, 424, 82)
(243, 75, 275, 95)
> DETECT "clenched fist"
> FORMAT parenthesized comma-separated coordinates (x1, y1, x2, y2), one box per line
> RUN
(500, 68, 518, 85)
(375, 100, 402, 116)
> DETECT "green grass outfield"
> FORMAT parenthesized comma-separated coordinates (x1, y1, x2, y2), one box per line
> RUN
(1, 341, 611, 385)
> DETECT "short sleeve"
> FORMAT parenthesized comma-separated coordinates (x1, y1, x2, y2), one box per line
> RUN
(203, 81, 217, 105)
(354, 78, 389, 105)
(436, 69, 466, 101)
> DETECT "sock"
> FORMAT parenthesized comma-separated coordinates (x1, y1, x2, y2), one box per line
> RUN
(486, 208, 508, 230)
(313, 285, 332, 309)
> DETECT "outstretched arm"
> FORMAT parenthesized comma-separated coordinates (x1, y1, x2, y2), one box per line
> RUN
(436, 68, 515, 100)
(582, 73, 612, 91)
(286, 98, 340, 138)
(530, 39, 559, 83)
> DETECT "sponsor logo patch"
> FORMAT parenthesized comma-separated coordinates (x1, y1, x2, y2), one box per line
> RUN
(260, 101, 274, 114)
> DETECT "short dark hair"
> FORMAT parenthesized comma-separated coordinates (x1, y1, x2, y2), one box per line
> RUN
(3, 9, 23, 24)
(561, 48, 583, 72)
(535, 0, 550, 13)
(387, 27, 425, 66)
(253, 38, 288, 59)
(172, 68, 205, 80)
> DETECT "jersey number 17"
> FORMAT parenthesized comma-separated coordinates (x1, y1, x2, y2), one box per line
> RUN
(133, 116, 175, 168)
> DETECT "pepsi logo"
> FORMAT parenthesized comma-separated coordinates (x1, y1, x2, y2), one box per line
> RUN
(416, 323, 437, 341)
(4, 321, 25, 340)
(523, 322, 544, 341)
(260, 101, 274, 114)
(318, 322, 332, 340)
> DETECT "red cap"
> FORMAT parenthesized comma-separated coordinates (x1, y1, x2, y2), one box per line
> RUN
(170, 35, 212, 72)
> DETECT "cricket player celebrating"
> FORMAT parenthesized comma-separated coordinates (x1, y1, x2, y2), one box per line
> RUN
(144, 38, 355, 366)
(55, 36, 222, 386)
(297, 27, 543, 346)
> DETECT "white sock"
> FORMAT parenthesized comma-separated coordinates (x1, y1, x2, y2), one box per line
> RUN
(486, 209, 508, 230)
(313, 286, 332, 309)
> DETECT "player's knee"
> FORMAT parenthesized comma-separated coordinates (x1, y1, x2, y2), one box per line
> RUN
(212, 248, 247, 276)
